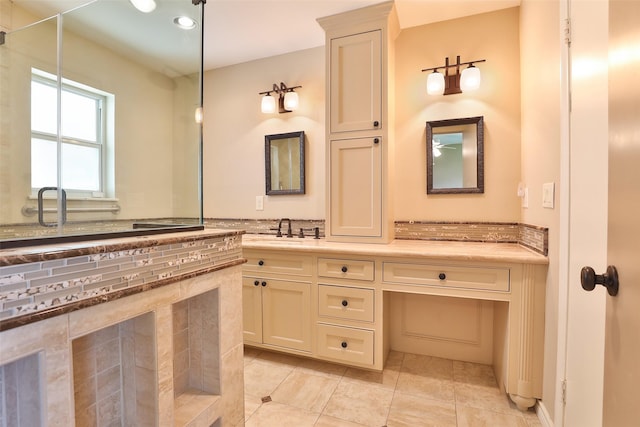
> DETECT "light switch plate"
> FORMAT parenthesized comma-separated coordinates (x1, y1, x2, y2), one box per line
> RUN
(543, 182, 555, 208)
(255, 195, 264, 211)
(522, 188, 529, 208)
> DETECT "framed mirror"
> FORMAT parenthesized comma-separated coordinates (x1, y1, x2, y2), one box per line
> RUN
(426, 116, 484, 194)
(265, 131, 305, 195)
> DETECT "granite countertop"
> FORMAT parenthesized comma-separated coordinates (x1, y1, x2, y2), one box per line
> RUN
(242, 234, 549, 265)
(0, 228, 245, 267)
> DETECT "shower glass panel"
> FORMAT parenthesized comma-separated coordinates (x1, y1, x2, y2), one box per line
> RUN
(0, 0, 204, 247)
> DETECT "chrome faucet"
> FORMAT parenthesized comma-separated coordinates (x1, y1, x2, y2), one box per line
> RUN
(277, 218, 293, 238)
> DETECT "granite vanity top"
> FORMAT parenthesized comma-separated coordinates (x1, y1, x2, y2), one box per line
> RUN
(242, 234, 549, 265)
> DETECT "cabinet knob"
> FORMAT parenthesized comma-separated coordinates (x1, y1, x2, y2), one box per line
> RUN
(341, 266, 348, 273)
(261, 281, 267, 287)
(438, 273, 446, 280)
(253, 280, 259, 286)
(258, 260, 264, 266)
(373, 121, 379, 127)
(341, 341, 348, 349)
(341, 299, 349, 307)
(373, 138, 380, 144)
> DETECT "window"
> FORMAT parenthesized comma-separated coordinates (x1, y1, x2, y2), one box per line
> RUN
(30, 70, 108, 197)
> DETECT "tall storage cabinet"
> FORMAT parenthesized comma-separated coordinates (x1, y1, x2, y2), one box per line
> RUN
(318, 1, 399, 243)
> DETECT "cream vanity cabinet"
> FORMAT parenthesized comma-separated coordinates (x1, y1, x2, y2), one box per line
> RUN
(316, 257, 377, 366)
(318, 1, 399, 243)
(242, 250, 313, 353)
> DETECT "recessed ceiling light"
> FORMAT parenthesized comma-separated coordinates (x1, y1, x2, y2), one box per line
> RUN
(130, 0, 156, 13)
(173, 16, 197, 30)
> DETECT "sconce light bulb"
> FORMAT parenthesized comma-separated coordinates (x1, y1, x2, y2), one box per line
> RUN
(130, 0, 156, 13)
(283, 91, 299, 111)
(426, 71, 445, 95)
(433, 147, 442, 157)
(261, 94, 276, 114)
(460, 65, 481, 92)
(194, 107, 203, 124)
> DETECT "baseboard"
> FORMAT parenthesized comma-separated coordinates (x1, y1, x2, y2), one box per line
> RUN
(536, 400, 554, 427)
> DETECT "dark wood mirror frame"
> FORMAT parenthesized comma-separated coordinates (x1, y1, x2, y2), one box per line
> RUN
(265, 131, 306, 195)
(426, 116, 484, 194)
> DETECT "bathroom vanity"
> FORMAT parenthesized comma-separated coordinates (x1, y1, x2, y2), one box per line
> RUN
(242, 234, 547, 410)
(0, 229, 245, 427)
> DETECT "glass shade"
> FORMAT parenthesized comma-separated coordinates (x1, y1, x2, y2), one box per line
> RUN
(460, 65, 481, 92)
(283, 91, 299, 111)
(194, 107, 203, 124)
(261, 94, 276, 114)
(426, 71, 445, 95)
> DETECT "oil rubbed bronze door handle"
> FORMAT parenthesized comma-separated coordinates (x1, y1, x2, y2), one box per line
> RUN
(580, 265, 619, 296)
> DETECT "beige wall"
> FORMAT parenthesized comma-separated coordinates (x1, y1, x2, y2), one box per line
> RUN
(203, 8, 521, 223)
(394, 7, 521, 221)
(520, 0, 562, 420)
(202, 47, 326, 220)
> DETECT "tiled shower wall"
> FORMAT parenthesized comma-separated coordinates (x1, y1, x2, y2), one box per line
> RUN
(72, 312, 156, 426)
(0, 353, 41, 427)
(0, 234, 242, 321)
(173, 289, 221, 398)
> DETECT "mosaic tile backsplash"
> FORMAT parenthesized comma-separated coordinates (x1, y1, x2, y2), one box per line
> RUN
(0, 234, 242, 321)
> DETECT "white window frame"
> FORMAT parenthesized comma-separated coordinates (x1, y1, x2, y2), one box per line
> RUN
(30, 69, 110, 199)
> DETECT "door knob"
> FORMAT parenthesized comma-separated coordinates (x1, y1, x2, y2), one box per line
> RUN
(580, 265, 619, 296)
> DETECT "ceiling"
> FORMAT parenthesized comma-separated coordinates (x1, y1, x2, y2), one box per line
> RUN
(13, 0, 519, 72)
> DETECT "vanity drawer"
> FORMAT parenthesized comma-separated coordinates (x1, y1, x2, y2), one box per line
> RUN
(316, 324, 374, 365)
(383, 262, 510, 292)
(244, 252, 312, 277)
(318, 285, 374, 322)
(318, 258, 374, 281)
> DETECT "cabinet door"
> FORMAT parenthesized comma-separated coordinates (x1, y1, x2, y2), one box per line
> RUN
(242, 278, 263, 344)
(330, 30, 381, 133)
(262, 279, 312, 352)
(329, 137, 382, 237)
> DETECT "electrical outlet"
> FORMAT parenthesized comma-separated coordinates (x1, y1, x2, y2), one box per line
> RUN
(255, 195, 264, 211)
(543, 182, 555, 208)
(522, 188, 529, 208)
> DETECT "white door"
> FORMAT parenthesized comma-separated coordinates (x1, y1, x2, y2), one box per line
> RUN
(561, 0, 609, 423)
(562, 0, 640, 425)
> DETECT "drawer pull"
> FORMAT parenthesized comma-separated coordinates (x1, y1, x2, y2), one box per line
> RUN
(341, 299, 349, 307)
(258, 260, 264, 266)
(438, 273, 446, 280)
(261, 281, 267, 287)
(341, 341, 348, 349)
(253, 280, 259, 286)
(341, 266, 348, 273)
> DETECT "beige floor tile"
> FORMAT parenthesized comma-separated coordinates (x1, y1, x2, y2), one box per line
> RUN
(244, 392, 263, 420)
(401, 353, 453, 380)
(314, 414, 369, 427)
(387, 391, 457, 427)
(322, 379, 394, 426)
(244, 360, 295, 397)
(453, 360, 497, 387)
(295, 358, 348, 378)
(342, 364, 400, 390)
(245, 401, 319, 427)
(271, 370, 340, 413)
(395, 371, 455, 402)
(455, 382, 521, 416)
(456, 405, 528, 427)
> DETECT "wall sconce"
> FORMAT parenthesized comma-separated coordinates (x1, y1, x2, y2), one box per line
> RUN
(422, 55, 486, 95)
(259, 82, 301, 114)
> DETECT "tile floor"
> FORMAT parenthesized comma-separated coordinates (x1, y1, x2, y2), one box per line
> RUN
(243, 347, 543, 427)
